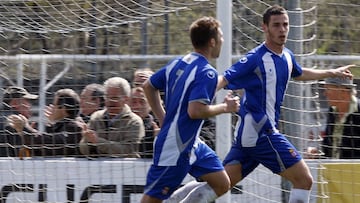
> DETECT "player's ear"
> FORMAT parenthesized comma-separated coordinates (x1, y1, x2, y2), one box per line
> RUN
(210, 38, 216, 48)
(262, 23, 268, 33)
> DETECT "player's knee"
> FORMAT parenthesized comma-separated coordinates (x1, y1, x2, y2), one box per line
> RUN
(213, 180, 231, 196)
(293, 173, 313, 190)
(303, 174, 313, 190)
(301, 171, 313, 190)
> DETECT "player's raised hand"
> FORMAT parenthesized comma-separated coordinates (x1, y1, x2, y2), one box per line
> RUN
(332, 64, 356, 79)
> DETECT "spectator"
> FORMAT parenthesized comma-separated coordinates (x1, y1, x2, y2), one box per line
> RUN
(8, 88, 84, 157)
(79, 83, 105, 123)
(320, 77, 360, 158)
(130, 87, 159, 158)
(0, 86, 38, 157)
(132, 68, 154, 88)
(79, 77, 145, 158)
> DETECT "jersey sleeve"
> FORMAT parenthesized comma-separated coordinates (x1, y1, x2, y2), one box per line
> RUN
(149, 67, 166, 90)
(223, 54, 257, 90)
(188, 65, 218, 105)
(149, 58, 179, 90)
(288, 49, 303, 77)
(150, 57, 182, 90)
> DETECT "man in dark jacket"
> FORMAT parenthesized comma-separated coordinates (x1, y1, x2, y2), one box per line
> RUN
(320, 77, 360, 158)
(8, 88, 84, 157)
(0, 86, 38, 157)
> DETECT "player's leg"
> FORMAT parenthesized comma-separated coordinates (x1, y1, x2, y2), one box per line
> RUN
(223, 144, 258, 188)
(179, 170, 230, 203)
(170, 143, 257, 202)
(165, 160, 238, 202)
(166, 142, 250, 202)
(163, 181, 205, 203)
(141, 195, 162, 203)
(141, 164, 189, 203)
(224, 163, 243, 188)
(279, 159, 313, 203)
(177, 143, 230, 203)
(197, 169, 230, 196)
(258, 133, 313, 203)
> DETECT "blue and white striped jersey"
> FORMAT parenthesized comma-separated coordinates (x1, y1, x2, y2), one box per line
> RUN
(224, 43, 302, 147)
(149, 52, 218, 166)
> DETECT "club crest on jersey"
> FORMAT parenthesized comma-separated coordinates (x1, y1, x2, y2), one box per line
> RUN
(289, 149, 297, 157)
(239, 56, 248, 63)
(162, 187, 170, 195)
(207, 70, 215, 79)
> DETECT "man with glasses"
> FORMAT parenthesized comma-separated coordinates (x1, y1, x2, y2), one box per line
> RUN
(80, 77, 145, 158)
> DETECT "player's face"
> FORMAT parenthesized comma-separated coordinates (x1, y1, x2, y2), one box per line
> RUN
(211, 28, 224, 58)
(264, 14, 289, 47)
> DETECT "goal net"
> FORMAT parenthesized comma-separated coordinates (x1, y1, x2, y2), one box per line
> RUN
(0, 0, 359, 203)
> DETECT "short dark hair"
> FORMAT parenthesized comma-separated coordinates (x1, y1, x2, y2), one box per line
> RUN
(263, 5, 287, 25)
(55, 88, 80, 118)
(85, 83, 105, 108)
(190, 16, 221, 49)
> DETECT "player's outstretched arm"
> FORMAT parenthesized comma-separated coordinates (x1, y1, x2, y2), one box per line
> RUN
(295, 64, 356, 81)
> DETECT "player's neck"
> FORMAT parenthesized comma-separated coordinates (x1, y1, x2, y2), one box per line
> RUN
(194, 48, 211, 60)
(265, 41, 284, 55)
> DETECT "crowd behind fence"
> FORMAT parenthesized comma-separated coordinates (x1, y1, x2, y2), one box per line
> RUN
(0, 54, 359, 160)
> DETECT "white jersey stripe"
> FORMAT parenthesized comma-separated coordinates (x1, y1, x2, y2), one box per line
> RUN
(262, 52, 277, 127)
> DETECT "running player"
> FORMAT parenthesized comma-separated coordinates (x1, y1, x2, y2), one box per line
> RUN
(166, 5, 355, 203)
(140, 16, 240, 203)
(219, 5, 354, 203)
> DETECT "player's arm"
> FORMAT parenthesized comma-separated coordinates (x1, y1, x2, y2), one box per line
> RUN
(142, 79, 165, 127)
(294, 64, 355, 81)
(188, 93, 239, 119)
(216, 75, 228, 91)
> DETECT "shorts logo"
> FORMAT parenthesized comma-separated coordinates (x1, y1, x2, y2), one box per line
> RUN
(162, 187, 170, 195)
(289, 149, 297, 157)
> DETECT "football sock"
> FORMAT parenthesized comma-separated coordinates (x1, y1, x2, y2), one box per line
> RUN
(180, 183, 217, 203)
(288, 188, 310, 203)
(164, 181, 204, 203)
